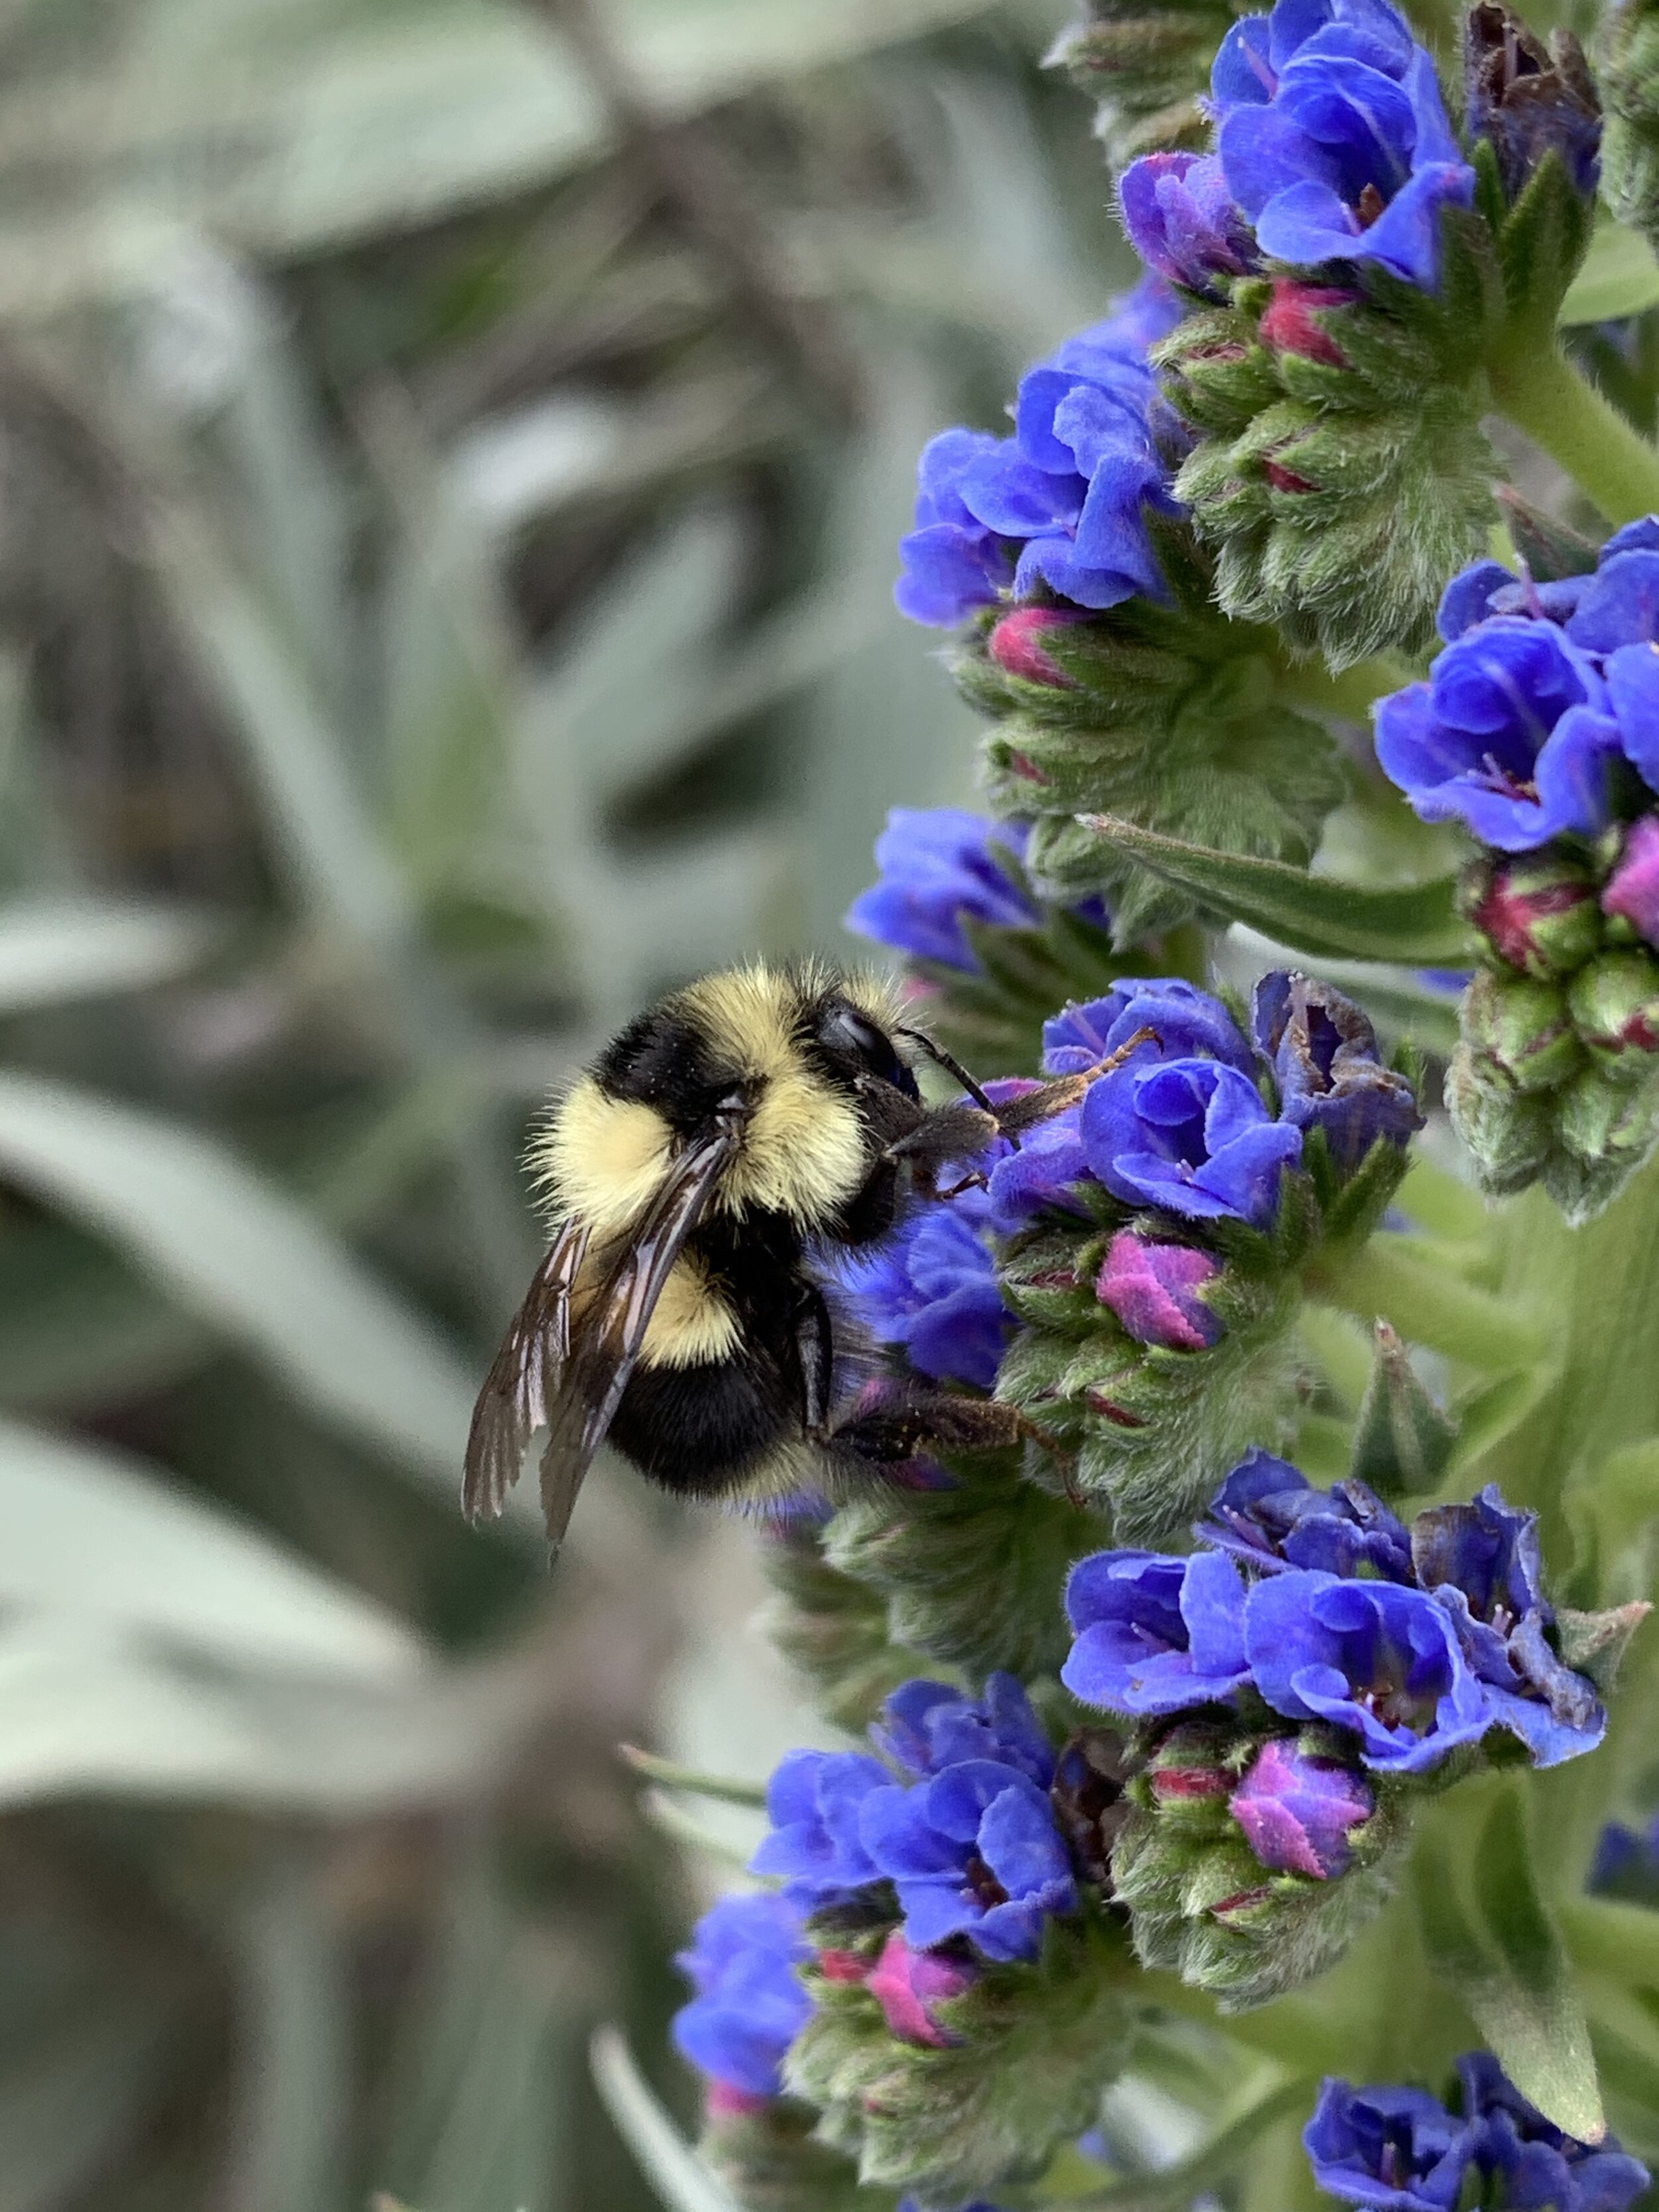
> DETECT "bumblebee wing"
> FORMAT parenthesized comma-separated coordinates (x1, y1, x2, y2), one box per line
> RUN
(463, 1213, 592, 1525)
(534, 1117, 744, 1556)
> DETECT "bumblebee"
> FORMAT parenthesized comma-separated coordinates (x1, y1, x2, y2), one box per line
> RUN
(463, 962, 1097, 1552)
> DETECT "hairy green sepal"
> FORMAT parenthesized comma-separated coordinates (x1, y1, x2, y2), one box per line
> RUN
(1112, 1718, 1411, 2008)
(823, 1447, 1106, 1682)
(1163, 157, 1596, 670)
(993, 1129, 1411, 1542)
(758, 1524, 938, 1731)
(700, 2101, 895, 2212)
(962, 529, 1345, 940)
(786, 1907, 1135, 2200)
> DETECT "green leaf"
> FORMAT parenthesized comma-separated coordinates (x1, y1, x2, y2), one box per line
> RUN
(1475, 1788, 1603, 2141)
(0, 1070, 480, 1495)
(1053, 2077, 1315, 2212)
(0, 1414, 420, 1679)
(1071, 814, 1472, 962)
(616, 1747, 767, 1806)
(0, 899, 215, 1012)
(1418, 1790, 1605, 2142)
(590, 2024, 745, 2212)
(1559, 223, 1659, 326)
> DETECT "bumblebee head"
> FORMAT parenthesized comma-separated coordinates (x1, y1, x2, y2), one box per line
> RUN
(534, 963, 922, 1234)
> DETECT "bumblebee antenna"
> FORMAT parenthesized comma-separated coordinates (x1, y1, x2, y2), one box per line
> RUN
(894, 1027, 998, 1118)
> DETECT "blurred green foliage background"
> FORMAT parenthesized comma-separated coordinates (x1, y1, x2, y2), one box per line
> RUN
(0, 1, 1175, 2205)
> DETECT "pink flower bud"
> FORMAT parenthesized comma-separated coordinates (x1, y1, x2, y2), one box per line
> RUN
(705, 2081, 772, 2118)
(1603, 816, 1659, 948)
(1096, 1230, 1224, 1351)
(1472, 851, 1600, 977)
(1230, 1737, 1373, 1881)
(865, 1929, 975, 2047)
(988, 608, 1082, 687)
(816, 1948, 870, 1984)
(1258, 279, 1356, 366)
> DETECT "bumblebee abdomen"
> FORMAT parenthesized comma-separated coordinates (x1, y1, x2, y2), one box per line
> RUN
(607, 1353, 795, 1498)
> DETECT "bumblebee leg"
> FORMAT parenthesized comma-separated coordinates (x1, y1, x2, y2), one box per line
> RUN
(792, 1281, 835, 1440)
(831, 1380, 1022, 1461)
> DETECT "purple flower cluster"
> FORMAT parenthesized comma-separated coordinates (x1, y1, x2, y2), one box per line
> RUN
(1029, 972, 1415, 1242)
(843, 808, 1108, 973)
(1118, 0, 1475, 295)
(1064, 1453, 1607, 1773)
(835, 970, 1417, 1390)
(1375, 519, 1659, 853)
(1305, 2056, 1649, 2212)
(672, 1892, 814, 2108)
(895, 276, 1185, 628)
(751, 1674, 1076, 1966)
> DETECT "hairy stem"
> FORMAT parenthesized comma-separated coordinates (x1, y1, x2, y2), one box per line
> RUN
(1489, 343, 1659, 527)
(1277, 652, 1416, 723)
(1308, 1234, 1548, 1374)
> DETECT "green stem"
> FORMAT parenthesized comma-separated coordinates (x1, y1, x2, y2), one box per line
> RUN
(1307, 1234, 1548, 1373)
(1489, 342, 1659, 526)
(1277, 652, 1414, 723)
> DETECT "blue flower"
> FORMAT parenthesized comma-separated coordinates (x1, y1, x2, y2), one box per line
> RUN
(672, 1893, 813, 2101)
(1464, 3, 1601, 202)
(1244, 1570, 1490, 1771)
(1212, 0, 1477, 291)
(1459, 2053, 1650, 2212)
(983, 1101, 1094, 1231)
(1374, 617, 1617, 851)
(1303, 2076, 1477, 2211)
(836, 1183, 1013, 1390)
(871, 1672, 1056, 1789)
(895, 281, 1187, 627)
(1382, 525, 1659, 849)
(895, 430, 1018, 627)
(1080, 1056, 1303, 1227)
(859, 1757, 1077, 1961)
(1043, 978, 1257, 1076)
(845, 808, 1037, 970)
(750, 1747, 890, 1902)
(1252, 972, 1423, 1173)
(1118, 151, 1262, 295)
(1062, 1548, 1252, 1714)
(1590, 1812, 1659, 1902)
(1198, 1449, 1414, 1580)
(1412, 1487, 1605, 1768)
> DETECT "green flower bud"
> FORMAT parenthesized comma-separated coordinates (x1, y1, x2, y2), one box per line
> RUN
(1110, 1720, 1408, 2009)
(1445, 1041, 1555, 1195)
(1162, 282, 1499, 668)
(788, 1909, 1134, 2201)
(758, 1520, 928, 1733)
(966, 552, 1344, 944)
(1463, 970, 1585, 1091)
(822, 1449, 1101, 1683)
(996, 1258, 1307, 1544)
(1045, 0, 1235, 167)
(1463, 849, 1603, 980)
(1597, 0, 1659, 252)
(1567, 950, 1659, 1079)
(1553, 1063, 1659, 1193)
(699, 2101, 876, 2212)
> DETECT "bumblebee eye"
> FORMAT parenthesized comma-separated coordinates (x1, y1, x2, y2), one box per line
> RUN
(817, 1003, 918, 1096)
